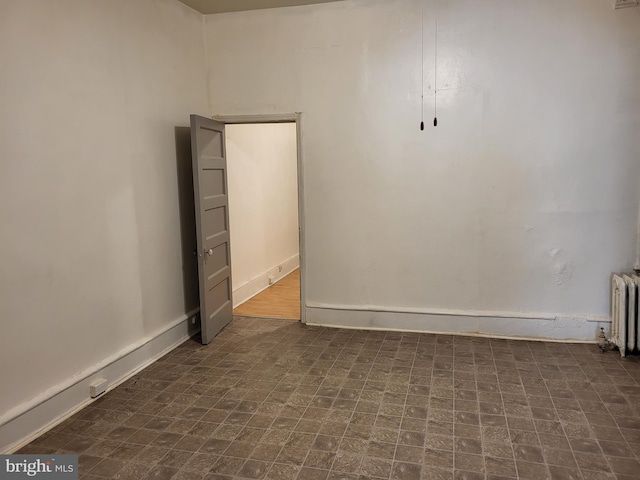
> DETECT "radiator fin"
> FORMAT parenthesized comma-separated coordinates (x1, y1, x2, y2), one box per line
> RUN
(611, 273, 640, 357)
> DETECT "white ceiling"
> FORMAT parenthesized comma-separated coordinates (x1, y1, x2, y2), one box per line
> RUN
(177, 0, 344, 14)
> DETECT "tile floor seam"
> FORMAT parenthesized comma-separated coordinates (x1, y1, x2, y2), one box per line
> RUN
(532, 342, 561, 479)
(471, 339, 488, 480)
(392, 334, 421, 480)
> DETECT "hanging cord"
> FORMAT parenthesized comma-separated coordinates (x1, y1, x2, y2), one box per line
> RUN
(420, 0, 425, 130)
(434, 1, 438, 127)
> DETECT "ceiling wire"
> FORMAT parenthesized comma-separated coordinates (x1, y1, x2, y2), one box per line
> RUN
(421, 0, 438, 130)
(434, 1, 438, 127)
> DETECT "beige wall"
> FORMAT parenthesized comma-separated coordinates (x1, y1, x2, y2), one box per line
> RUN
(0, 0, 208, 428)
(204, 0, 640, 338)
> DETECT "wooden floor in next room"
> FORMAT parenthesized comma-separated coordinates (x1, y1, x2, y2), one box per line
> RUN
(233, 269, 300, 320)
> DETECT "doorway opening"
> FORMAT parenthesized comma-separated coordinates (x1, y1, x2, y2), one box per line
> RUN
(215, 114, 305, 322)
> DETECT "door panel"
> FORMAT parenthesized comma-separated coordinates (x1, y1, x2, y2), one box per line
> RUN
(203, 206, 227, 240)
(190, 115, 233, 344)
(205, 243, 229, 280)
(199, 128, 223, 158)
(207, 278, 231, 316)
(201, 169, 226, 197)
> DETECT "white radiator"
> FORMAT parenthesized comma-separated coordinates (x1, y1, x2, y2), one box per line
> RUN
(611, 273, 640, 357)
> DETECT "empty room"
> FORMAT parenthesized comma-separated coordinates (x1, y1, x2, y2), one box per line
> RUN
(1, 0, 640, 479)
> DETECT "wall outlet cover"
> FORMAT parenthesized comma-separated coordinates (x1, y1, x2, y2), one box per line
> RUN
(89, 378, 108, 398)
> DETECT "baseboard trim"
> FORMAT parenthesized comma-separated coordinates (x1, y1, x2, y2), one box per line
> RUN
(305, 304, 608, 343)
(233, 254, 299, 307)
(0, 310, 200, 454)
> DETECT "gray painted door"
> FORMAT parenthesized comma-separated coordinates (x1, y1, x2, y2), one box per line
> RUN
(190, 115, 233, 344)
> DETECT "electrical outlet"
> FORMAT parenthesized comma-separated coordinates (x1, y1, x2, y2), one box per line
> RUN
(615, 0, 638, 9)
(90, 378, 108, 398)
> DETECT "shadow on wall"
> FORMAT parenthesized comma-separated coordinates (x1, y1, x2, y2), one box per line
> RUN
(174, 127, 199, 314)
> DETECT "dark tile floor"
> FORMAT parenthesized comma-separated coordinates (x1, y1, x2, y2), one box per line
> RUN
(19, 317, 640, 480)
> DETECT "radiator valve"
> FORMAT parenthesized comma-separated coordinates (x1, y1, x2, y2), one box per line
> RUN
(598, 327, 614, 353)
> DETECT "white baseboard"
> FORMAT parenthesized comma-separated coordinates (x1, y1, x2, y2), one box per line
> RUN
(233, 254, 299, 308)
(0, 310, 200, 454)
(305, 304, 609, 343)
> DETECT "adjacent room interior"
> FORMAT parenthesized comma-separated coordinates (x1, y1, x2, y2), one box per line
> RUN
(1, 0, 639, 478)
(225, 122, 301, 320)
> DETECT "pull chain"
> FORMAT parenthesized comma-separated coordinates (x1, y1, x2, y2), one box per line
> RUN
(434, 1, 438, 127)
(420, 0, 425, 130)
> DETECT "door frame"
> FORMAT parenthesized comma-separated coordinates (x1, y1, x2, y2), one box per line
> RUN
(212, 113, 306, 324)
